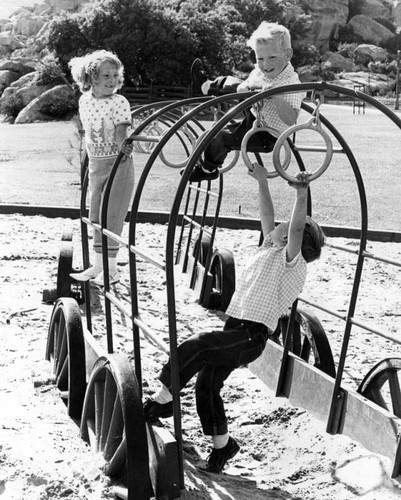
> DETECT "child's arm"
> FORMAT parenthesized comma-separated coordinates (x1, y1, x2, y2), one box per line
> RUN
(116, 123, 133, 157)
(269, 95, 299, 126)
(247, 163, 275, 237)
(286, 173, 310, 262)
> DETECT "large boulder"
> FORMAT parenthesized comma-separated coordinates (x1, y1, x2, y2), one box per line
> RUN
(14, 15, 46, 37)
(299, 0, 349, 50)
(354, 44, 388, 65)
(0, 60, 35, 75)
(333, 71, 395, 93)
(323, 51, 354, 71)
(0, 69, 19, 93)
(348, 15, 394, 45)
(14, 84, 78, 123)
(358, 0, 392, 19)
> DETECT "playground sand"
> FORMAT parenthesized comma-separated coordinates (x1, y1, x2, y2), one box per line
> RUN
(1, 214, 401, 500)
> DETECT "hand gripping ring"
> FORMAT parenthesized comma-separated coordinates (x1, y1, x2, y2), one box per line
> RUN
(241, 124, 291, 178)
(272, 117, 333, 182)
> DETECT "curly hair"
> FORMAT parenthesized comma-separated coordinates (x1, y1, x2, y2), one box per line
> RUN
(69, 50, 124, 92)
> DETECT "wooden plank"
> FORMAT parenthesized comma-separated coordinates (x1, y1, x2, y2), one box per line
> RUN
(147, 425, 180, 499)
(249, 340, 401, 468)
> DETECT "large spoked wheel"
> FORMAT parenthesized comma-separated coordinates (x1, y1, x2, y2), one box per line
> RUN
(45, 298, 86, 418)
(80, 354, 151, 500)
(357, 358, 401, 418)
(272, 308, 336, 377)
(208, 249, 236, 312)
(273, 117, 333, 182)
(56, 235, 74, 299)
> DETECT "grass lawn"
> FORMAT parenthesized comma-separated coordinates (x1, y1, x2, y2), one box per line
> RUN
(1, 101, 401, 233)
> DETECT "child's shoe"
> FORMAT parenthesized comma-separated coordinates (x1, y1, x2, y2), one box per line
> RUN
(70, 267, 101, 282)
(199, 437, 240, 473)
(92, 271, 119, 287)
(143, 399, 174, 423)
(189, 164, 219, 182)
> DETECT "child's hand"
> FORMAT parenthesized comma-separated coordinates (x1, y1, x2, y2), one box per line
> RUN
(120, 139, 133, 157)
(247, 162, 267, 181)
(288, 171, 310, 190)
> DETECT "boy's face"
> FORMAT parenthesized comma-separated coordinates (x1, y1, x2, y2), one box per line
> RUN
(255, 40, 292, 79)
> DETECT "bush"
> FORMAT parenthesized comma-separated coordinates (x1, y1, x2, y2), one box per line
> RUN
(0, 93, 24, 118)
(35, 54, 66, 86)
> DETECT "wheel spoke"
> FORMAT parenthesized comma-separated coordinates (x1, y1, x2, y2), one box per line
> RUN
(104, 396, 124, 461)
(106, 435, 127, 477)
(95, 381, 105, 452)
(56, 354, 69, 390)
(100, 371, 117, 451)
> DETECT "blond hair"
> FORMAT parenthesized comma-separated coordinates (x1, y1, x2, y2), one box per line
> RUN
(69, 50, 124, 92)
(247, 22, 292, 52)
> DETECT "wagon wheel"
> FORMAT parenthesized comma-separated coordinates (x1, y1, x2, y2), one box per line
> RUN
(80, 354, 151, 500)
(56, 238, 74, 298)
(208, 249, 236, 312)
(193, 232, 212, 267)
(272, 308, 336, 377)
(357, 358, 401, 418)
(45, 298, 86, 418)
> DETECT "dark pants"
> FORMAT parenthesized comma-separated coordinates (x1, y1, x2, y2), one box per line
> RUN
(203, 109, 277, 172)
(158, 317, 268, 436)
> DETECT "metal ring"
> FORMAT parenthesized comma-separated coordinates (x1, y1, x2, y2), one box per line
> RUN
(241, 124, 291, 178)
(273, 117, 333, 182)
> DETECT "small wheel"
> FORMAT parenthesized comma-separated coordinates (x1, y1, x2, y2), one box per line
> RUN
(357, 358, 401, 417)
(80, 354, 151, 500)
(56, 239, 73, 299)
(272, 117, 333, 182)
(271, 308, 336, 377)
(241, 124, 291, 177)
(208, 249, 236, 312)
(193, 233, 212, 267)
(45, 298, 86, 418)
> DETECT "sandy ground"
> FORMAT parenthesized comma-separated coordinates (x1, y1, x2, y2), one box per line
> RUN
(1, 213, 401, 500)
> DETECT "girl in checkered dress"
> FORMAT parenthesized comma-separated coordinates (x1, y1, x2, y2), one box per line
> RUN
(189, 21, 305, 183)
(144, 164, 325, 473)
(69, 50, 134, 286)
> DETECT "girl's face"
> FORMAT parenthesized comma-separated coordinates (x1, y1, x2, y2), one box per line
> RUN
(255, 40, 292, 80)
(92, 61, 120, 98)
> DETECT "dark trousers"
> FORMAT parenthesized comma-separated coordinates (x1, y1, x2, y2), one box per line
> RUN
(158, 317, 268, 436)
(203, 109, 277, 172)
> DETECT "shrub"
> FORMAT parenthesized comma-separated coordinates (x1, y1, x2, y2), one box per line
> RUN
(0, 93, 24, 119)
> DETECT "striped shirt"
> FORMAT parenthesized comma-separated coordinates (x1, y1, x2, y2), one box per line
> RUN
(226, 234, 307, 331)
(244, 63, 305, 135)
(79, 92, 132, 159)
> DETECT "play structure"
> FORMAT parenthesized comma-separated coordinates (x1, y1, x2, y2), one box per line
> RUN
(40, 82, 401, 499)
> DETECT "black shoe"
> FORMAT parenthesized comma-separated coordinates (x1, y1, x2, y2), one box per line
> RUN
(190, 58, 208, 95)
(199, 437, 240, 473)
(189, 164, 219, 182)
(143, 399, 173, 423)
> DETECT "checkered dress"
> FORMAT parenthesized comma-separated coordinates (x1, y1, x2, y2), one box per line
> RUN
(245, 63, 305, 135)
(226, 234, 307, 331)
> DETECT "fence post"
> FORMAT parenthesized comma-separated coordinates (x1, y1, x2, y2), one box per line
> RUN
(395, 50, 400, 111)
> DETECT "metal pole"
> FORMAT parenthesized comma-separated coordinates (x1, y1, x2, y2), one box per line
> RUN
(395, 50, 400, 111)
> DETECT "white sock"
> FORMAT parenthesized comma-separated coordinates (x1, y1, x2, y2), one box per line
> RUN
(153, 384, 173, 404)
(212, 433, 229, 449)
(91, 252, 103, 273)
(108, 256, 117, 275)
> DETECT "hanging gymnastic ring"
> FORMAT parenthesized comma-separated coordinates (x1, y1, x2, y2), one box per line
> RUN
(241, 124, 291, 178)
(272, 117, 333, 182)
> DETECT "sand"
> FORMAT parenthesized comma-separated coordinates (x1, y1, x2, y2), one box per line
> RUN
(1, 213, 401, 500)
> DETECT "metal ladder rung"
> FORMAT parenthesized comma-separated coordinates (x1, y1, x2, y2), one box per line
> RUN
(182, 216, 213, 234)
(131, 134, 160, 143)
(129, 245, 165, 270)
(293, 145, 344, 154)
